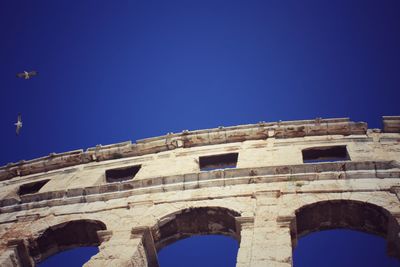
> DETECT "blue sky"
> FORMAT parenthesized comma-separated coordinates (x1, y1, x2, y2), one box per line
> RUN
(1, 1, 400, 266)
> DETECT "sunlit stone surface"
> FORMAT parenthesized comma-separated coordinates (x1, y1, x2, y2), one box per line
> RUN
(0, 117, 399, 266)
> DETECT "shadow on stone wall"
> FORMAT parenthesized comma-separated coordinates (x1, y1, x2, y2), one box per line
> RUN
(290, 200, 400, 259)
(152, 207, 241, 251)
(28, 219, 106, 264)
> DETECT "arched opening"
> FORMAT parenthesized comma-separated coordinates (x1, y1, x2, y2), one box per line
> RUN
(291, 200, 400, 266)
(28, 219, 106, 265)
(293, 229, 400, 267)
(152, 207, 241, 266)
(37, 246, 99, 267)
(158, 235, 238, 267)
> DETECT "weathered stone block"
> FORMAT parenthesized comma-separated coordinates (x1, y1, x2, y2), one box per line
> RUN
(0, 117, 399, 267)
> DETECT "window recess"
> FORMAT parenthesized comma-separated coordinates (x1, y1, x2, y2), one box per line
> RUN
(105, 165, 141, 183)
(199, 153, 238, 171)
(302, 145, 350, 163)
(18, 179, 50, 196)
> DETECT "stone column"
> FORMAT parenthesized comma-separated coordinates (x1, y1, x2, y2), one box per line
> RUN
(388, 186, 400, 259)
(0, 239, 33, 267)
(387, 214, 400, 260)
(250, 191, 293, 267)
(392, 186, 400, 202)
(84, 228, 159, 267)
(0, 248, 22, 267)
(235, 217, 255, 267)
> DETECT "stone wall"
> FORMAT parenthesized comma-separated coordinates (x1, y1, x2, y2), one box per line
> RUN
(0, 117, 399, 266)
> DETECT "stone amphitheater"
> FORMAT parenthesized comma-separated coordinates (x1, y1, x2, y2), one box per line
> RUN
(0, 116, 399, 267)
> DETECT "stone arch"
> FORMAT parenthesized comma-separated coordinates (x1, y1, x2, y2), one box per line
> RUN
(152, 206, 241, 251)
(27, 219, 107, 264)
(290, 199, 400, 259)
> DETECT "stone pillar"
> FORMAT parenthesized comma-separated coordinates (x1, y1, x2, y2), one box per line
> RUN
(387, 214, 400, 259)
(0, 248, 22, 267)
(388, 186, 400, 259)
(131, 227, 159, 267)
(250, 191, 293, 267)
(235, 217, 255, 267)
(0, 239, 33, 267)
(84, 228, 159, 267)
(392, 186, 400, 202)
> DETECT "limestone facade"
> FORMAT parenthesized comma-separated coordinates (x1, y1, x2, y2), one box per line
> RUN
(0, 117, 399, 266)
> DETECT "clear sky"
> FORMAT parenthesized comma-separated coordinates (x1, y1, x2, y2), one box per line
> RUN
(1, 1, 400, 266)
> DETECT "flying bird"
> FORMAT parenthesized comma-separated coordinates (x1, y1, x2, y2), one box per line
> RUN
(16, 70, 38, 80)
(14, 114, 22, 135)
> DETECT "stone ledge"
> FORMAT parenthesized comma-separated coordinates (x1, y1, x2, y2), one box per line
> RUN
(97, 230, 113, 243)
(235, 216, 255, 233)
(277, 215, 296, 223)
(16, 214, 40, 222)
(383, 116, 400, 133)
(253, 190, 281, 199)
(0, 161, 398, 215)
(0, 117, 370, 182)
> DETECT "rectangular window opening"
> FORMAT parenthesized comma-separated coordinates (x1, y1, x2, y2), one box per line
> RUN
(18, 179, 50, 196)
(199, 153, 238, 171)
(105, 165, 141, 183)
(302, 145, 350, 163)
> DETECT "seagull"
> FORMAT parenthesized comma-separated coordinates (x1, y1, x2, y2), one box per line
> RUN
(14, 114, 22, 135)
(16, 70, 38, 80)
